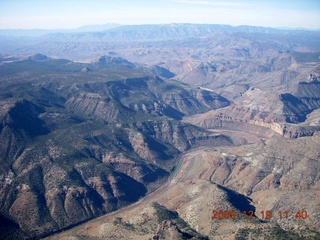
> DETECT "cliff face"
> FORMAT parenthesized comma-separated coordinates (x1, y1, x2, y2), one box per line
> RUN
(0, 67, 231, 238)
(47, 131, 320, 240)
(184, 81, 320, 138)
(65, 76, 229, 122)
(294, 82, 320, 109)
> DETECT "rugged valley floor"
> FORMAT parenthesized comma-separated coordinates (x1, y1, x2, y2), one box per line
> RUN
(47, 129, 320, 240)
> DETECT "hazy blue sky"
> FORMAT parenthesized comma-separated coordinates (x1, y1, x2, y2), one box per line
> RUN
(0, 0, 319, 29)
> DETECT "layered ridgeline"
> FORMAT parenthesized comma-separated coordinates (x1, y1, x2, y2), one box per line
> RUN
(0, 23, 319, 61)
(182, 51, 320, 138)
(184, 78, 320, 138)
(46, 132, 320, 240)
(0, 24, 319, 239)
(0, 55, 231, 238)
(1, 23, 319, 139)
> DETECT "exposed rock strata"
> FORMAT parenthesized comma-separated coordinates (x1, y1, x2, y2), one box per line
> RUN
(0, 72, 231, 238)
(184, 82, 320, 138)
(47, 132, 320, 240)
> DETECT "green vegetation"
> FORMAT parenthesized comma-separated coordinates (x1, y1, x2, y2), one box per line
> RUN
(235, 226, 314, 240)
(113, 217, 135, 231)
(152, 202, 209, 239)
(291, 52, 320, 63)
(0, 55, 231, 239)
(152, 202, 179, 223)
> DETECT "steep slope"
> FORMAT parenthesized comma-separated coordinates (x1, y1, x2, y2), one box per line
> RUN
(64, 76, 230, 121)
(0, 57, 231, 238)
(294, 81, 320, 110)
(47, 131, 320, 240)
(0, 24, 319, 239)
(184, 79, 320, 138)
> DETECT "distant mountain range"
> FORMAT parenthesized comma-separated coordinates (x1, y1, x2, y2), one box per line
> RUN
(0, 23, 121, 37)
(1, 23, 319, 62)
(1, 23, 319, 39)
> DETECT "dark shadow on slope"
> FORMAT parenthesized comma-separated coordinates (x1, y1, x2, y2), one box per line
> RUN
(142, 168, 169, 183)
(0, 215, 28, 240)
(217, 185, 257, 218)
(7, 99, 50, 137)
(152, 202, 209, 239)
(280, 93, 311, 123)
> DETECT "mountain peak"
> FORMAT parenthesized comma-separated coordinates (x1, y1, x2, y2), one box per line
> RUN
(81, 66, 92, 72)
(23, 53, 50, 62)
(96, 54, 135, 68)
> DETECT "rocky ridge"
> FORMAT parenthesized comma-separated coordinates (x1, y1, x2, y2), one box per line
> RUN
(0, 58, 231, 238)
(0, 24, 319, 239)
(47, 131, 320, 240)
(184, 80, 320, 138)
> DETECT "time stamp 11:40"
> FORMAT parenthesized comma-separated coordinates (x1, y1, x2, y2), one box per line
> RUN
(212, 210, 308, 220)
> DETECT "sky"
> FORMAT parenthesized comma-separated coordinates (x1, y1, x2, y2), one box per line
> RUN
(0, 0, 320, 30)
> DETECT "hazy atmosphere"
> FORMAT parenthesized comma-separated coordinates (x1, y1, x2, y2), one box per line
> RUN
(1, 0, 320, 29)
(1, 0, 320, 239)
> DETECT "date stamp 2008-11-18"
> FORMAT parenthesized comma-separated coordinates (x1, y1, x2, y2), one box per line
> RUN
(212, 210, 308, 220)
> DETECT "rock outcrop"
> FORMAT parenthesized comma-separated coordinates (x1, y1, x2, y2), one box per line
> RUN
(47, 132, 320, 240)
(0, 65, 231, 238)
(184, 81, 320, 138)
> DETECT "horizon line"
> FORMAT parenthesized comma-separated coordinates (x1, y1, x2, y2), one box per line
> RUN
(1, 22, 320, 32)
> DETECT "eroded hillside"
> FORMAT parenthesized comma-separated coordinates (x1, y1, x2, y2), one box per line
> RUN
(46, 131, 320, 240)
(0, 24, 319, 239)
(0, 56, 231, 238)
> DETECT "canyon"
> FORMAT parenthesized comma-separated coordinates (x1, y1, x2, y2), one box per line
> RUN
(0, 24, 319, 239)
